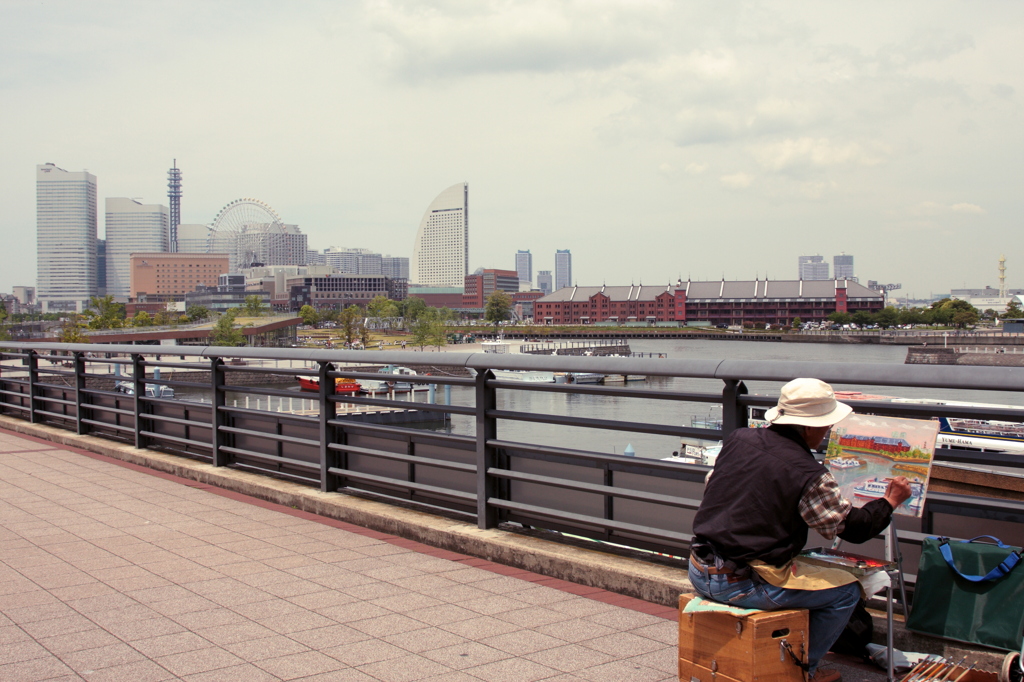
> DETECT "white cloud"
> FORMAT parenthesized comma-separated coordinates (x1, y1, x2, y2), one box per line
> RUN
(720, 172, 754, 189)
(751, 138, 886, 172)
(950, 202, 985, 214)
(684, 162, 708, 175)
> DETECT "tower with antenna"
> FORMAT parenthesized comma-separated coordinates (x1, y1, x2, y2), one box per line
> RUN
(167, 160, 182, 252)
(999, 254, 1007, 299)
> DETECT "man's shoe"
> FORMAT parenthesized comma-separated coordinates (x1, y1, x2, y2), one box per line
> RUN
(809, 668, 842, 682)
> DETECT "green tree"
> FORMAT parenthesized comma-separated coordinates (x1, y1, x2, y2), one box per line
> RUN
(153, 310, 172, 326)
(299, 304, 320, 327)
(58, 316, 90, 343)
(0, 299, 8, 324)
(241, 295, 268, 317)
(850, 311, 873, 327)
(367, 295, 399, 323)
(338, 305, 364, 346)
(1002, 300, 1023, 320)
(827, 311, 851, 325)
(186, 305, 211, 323)
(951, 309, 979, 329)
(82, 295, 126, 330)
(874, 306, 899, 329)
(791, 317, 802, 328)
(400, 297, 427, 324)
(210, 310, 246, 346)
(131, 311, 154, 327)
(898, 308, 924, 326)
(410, 314, 436, 350)
(485, 290, 513, 324)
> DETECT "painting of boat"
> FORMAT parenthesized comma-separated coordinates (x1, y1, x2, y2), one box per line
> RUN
(296, 376, 362, 394)
(828, 457, 863, 469)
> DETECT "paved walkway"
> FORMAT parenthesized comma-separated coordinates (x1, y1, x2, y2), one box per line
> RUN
(0, 427, 889, 681)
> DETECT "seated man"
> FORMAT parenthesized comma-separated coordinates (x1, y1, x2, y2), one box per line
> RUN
(689, 378, 912, 682)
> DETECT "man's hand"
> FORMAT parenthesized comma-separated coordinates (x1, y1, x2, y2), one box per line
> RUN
(883, 476, 913, 510)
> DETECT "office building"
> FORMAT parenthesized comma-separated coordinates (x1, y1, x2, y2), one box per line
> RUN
(515, 250, 532, 287)
(535, 280, 883, 326)
(287, 274, 406, 311)
(186, 274, 269, 314)
(537, 271, 553, 295)
(129, 252, 230, 299)
(382, 255, 409, 281)
(410, 183, 468, 287)
(798, 255, 829, 280)
(105, 198, 169, 300)
(12, 287, 35, 306)
(96, 240, 107, 297)
(236, 223, 307, 268)
(176, 224, 213, 253)
(462, 269, 519, 309)
(555, 250, 572, 291)
(306, 249, 327, 266)
(834, 253, 855, 280)
(36, 163, 98, 312)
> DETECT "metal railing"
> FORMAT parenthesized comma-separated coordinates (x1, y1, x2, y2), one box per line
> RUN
(2, 341, 1024, 588)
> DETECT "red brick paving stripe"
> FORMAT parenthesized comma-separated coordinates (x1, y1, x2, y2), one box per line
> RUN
(0, 425, 676, 621)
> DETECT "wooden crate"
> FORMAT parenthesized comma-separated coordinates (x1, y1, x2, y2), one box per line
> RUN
(679, 593, 808, 682)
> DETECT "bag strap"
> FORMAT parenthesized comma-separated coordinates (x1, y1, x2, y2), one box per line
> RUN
(936, 537, 1023, 583)
(964, 535, 1011, 549)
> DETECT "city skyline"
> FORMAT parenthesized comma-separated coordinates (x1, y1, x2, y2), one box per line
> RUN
(3, 3, 1022, 299)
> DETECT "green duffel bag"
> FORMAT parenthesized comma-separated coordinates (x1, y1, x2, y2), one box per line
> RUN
(906, 535, 1024, 651)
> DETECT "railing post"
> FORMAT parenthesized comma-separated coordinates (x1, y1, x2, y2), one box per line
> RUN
(132, 354, 145, 449)
(721, 379, 748, 437)
(27, 349, 39, 424)
(74, 351, 87, 435)
(318, 361, 339, 492)
(210, 356, 227, 466)
(475, 369, 499, 529)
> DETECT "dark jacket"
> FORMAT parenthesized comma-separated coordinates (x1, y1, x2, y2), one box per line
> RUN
(693, 425, 893, 567)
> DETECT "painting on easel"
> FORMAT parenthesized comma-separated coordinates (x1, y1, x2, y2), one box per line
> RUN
(825, 414, 940, 518)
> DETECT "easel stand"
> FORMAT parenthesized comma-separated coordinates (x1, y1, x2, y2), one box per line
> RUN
(885, 524, 910, 682)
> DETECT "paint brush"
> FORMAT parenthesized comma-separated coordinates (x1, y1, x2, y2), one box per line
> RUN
(922, 663, 951, 681)
(905, 657, 939, 681)
(951, 663, 976, 682)
(938, 658, 967, 681)
(916, 660, 949, 681)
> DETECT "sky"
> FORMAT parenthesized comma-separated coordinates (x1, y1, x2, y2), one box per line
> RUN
(2, 0, 1022, 300)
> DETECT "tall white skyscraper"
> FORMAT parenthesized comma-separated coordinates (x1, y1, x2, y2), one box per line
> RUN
(105, 198, 169, 300)
(555, 249, 572, 291)
(833, 253, 855, 280)
(798, 255, 829, 280)
(410, 183, 468, 287)
(515, 250, 532, 286)
(37, 163, 98, 312)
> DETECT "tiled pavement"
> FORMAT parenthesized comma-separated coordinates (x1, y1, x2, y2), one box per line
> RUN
(0, 428, 681, 681)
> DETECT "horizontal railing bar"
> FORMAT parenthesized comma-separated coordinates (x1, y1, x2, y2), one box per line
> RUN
(80, 419, 133, 433)
(217, 405, 318, 424)
(222, 365, 314, 376)
(78, 404, 134, 417)
(488, 467, 700, 509)
(137, 412, 211, 428)
(489, 499, 693, 544)
(231, 461, 318, 485)
(327, 419, 476, 449)
(488, 409, 695, 438)
(218, 385, 309, 400)
(488, 438, 710, 478)
(139, 431, 211, 450)
(0, 404, 30, 412)
(486, 380, 722, 403)
(219, 446, 319, 472)
(135, 362, 211, 370)
(327, 467, 477, 502)
(0, 386, 30, 396)
(138, 378, 211, 390)
(34, 368, 77, 378)
(218, 426, 320, 448)
(327, 442, 476, 473)
(33, 396, 76, 407)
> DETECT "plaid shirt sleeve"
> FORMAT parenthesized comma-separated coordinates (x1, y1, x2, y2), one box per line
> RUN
(798, 471, 852, 540)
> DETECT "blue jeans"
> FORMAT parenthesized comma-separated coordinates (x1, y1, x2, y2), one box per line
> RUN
(689, 562, 860, 675)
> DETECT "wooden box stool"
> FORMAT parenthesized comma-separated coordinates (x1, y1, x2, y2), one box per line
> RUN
(679, 593, 809, 682)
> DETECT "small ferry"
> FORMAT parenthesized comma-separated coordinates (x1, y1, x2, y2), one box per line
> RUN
(829, 457, 864, 469)
(360, 365, 416, 393)
(115, 381, 175, 399)
(296, 376, 362, 394)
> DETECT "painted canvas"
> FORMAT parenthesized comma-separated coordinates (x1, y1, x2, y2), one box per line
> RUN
(825, 414, 939, 518)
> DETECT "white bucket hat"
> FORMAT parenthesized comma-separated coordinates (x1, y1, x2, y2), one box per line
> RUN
(764, 378, 853, 427)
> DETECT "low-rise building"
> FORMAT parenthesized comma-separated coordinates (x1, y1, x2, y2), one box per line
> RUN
(286, 274, 406, 311)
(534, 279, 884, 326)
(463, 269, 519, 309)
(130, 253, 231, 300)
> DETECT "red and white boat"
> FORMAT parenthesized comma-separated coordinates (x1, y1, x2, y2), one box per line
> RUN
(296, 376, 362, 394)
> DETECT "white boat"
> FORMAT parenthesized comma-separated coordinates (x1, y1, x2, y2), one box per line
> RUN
(567, 372, 605, 384)
(829, 457, 864, 469)
(853, 477, 924, 507)
(114, 381, 175, 398)
(359, 365, 416, 394)
(468, 368, 556, 383)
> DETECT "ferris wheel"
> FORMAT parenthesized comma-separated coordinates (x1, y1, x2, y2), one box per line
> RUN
(209, 198, 283, 236)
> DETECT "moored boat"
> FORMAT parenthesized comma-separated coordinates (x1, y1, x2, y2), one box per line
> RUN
(296, 376, 362, 394)
(829, 457, 864, 469)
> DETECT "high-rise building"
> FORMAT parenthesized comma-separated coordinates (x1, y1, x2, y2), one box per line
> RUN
(515, 250, 532, 286)
(37, 163, 98, 312)
(536, 270, 553, 295)
(236, 224, 307, 268)
(306, 249, 327, 266)
(96, 239, 107, 297)
(834, 253, 855, 280)
(554, 250, 572, 291)
(382, 256, 409, 280)
(410, 183, 468, 287)
(176, 224, 213, 253)
(167, 160, 182, 252)
(798, 255, 829, 280)
(105, 198, 169, 300)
